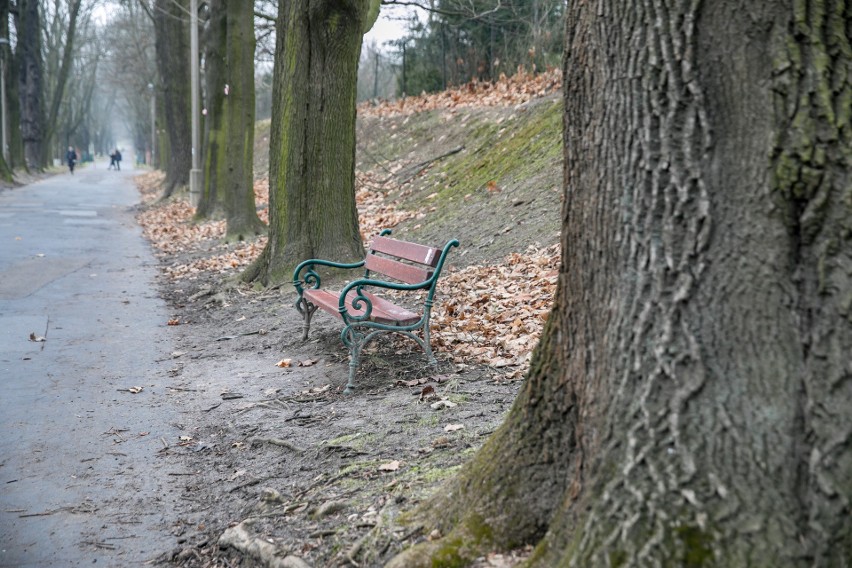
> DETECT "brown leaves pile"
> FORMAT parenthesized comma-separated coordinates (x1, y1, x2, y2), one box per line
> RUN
(358, 67, 562, 119)
(137, 178, 271, 279)
(356, 171, 418, 241)
(135, 171, 166, 204)
(163, 238, 268, 280)
(432, 244, 559, 375)
(138, 200, 225, 255)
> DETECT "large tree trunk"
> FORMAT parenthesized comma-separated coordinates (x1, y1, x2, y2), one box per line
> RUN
(390, 1, 852, 566)
(17, 0, 44, 170)
(242, 0, 380, 285)
(196, 0, 265, 241)
(153, 0, 192, 198)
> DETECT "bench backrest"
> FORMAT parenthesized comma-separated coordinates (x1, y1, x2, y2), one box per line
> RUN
(365, 236, 442, 285)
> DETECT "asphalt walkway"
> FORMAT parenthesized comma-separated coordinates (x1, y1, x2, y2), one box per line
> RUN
(0, 162, 185, 566)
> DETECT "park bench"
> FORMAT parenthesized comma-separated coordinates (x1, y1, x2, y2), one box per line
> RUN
(293, 230, 459, 393)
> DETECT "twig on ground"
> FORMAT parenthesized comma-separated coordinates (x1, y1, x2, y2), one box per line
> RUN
(250, 437, 305, 453)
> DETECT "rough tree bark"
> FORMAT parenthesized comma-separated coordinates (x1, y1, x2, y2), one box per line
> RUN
(17, 0, 44, 169)
(242, 0, 380, 285)
(390, 1, 851, 566)
(152, 0, 192, 198)
(196, 0, 265, 241)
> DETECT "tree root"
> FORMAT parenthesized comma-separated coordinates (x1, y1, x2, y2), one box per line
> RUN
(218, 520, 310, 568)
(386, 518, 495, 568)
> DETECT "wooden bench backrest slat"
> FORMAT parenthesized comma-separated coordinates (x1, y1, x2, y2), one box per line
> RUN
(371, 236, 441, 268)
(364, 254, 433, 285)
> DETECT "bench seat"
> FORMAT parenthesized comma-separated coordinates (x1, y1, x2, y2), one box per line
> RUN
(302, 288, 420, 326)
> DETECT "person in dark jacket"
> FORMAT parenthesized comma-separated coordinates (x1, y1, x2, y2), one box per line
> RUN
(66, 146, 77, 174)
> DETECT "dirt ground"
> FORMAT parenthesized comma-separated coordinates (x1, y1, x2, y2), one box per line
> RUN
(145, 91, 562, 568)
(152, 269, 527, 568)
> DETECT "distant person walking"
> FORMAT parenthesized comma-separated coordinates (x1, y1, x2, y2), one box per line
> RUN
(114, 149, 122, 171)
(66, 146, 77, 174)
(108, 150, 116, 170)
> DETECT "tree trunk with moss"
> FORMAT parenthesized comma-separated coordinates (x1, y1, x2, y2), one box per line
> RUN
(196, 0, 264, 241)
(153, 0, 192, 199)
(242, 0, 380, 285)
(390, 1, 852, 566)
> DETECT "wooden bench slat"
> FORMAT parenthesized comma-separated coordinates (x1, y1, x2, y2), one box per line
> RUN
(303, 288, 420, 326)
(371, 236, 441, 267)
(365, 254, 433, 285)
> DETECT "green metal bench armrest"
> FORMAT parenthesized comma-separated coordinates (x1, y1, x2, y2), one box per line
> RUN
(293, 258, 365, 296)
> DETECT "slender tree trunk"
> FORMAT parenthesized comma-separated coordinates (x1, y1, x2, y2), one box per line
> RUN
(0, 151, 11, 181)
(242, 0, 380, 285)
(41, 0, 81, 167)
(153, 0, 192, 198)
(197, 0, 264, 241)
(390, 1, 852, 566)
(220, 0, 264, 240)
(197, 0, 226, 219)
(7, 35, 24, 170)
(0, 0, 15, 170)
(17, 0, 44, 169)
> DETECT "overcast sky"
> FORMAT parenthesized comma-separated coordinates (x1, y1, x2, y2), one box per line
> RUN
(363, 4, 415, 48)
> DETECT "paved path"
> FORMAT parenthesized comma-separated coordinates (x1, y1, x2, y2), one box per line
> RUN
(0, 163, 185, 566)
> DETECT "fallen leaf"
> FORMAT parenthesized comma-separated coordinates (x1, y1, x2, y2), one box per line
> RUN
(179, 435, 193, 442)
(420, 385, 435, 397)
(378, 460, 401, 472)
(28, 333, 46, 342)
(298, 359, 317, 367)
(167, 319, 180, 326)
(396, 377, 428, 387)
(127, 386, 144, 394)
(432, 436, 451, 448)
(444, 424, 464, 432)
(276, 359, 292, 368)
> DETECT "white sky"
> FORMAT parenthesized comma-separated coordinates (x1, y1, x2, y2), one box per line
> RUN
(363, 5, 415, 48)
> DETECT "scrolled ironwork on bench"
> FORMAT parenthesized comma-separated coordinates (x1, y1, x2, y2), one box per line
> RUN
(293, 229, 459, 393)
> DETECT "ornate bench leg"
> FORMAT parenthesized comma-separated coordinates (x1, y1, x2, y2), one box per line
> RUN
(422, 323, 438, 368)
(422, 305, 438, 368)
(296, 297, 318, 341)
(343, 328, 365, 394)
